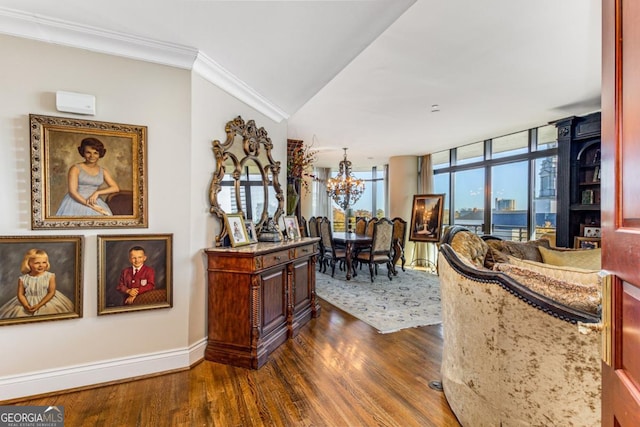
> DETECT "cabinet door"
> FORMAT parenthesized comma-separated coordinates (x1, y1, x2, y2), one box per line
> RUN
(292, 259, 311, 309)
(260, 266, 288, 336)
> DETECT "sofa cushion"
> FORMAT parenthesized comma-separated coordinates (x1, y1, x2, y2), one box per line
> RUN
(494, 262, 601, 314)
(484, 238, 551, 268)
(450, 231, 489, 269)
(507, 256, 601, 287)
(539, 246, 602, 270)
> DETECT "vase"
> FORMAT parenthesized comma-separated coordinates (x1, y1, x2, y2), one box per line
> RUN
(287, 180, 300, 215)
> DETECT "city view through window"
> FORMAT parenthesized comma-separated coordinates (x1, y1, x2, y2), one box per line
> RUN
(312, 125, 557, 241)
(434, 125, 558, 241)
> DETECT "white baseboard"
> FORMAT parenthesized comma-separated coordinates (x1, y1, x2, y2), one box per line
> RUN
(0, 338, 207, 402)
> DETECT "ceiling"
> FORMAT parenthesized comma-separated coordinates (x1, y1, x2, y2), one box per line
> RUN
(0, 0, 601, 168)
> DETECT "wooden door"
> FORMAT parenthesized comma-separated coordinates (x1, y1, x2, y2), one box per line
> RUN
(601, 0, 640, 424)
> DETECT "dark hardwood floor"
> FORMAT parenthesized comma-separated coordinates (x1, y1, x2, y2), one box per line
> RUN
(11, 299, 461, 427)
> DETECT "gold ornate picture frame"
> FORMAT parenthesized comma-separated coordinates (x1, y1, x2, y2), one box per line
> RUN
(409, 194, 445, 243)
(30, 114, 148, 229)
(0, 235, 83, 326)
(224, 213, 250, 247)
(97, 234, 173, 315)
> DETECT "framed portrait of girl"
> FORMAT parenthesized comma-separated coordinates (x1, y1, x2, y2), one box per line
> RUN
(0, 236, 83, 326)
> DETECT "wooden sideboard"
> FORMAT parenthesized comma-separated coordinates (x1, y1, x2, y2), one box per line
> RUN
(204, 237, 321, 369)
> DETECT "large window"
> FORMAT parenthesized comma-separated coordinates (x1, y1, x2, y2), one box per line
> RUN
(453, 168, 485, 234)
(330, 166, 386, 231)
(434, 125, 558, 241)
(492, 160, 528, 240)
(433, 172, 450, 226)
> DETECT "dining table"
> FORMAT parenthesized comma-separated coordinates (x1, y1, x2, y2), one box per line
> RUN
(331, 232, 373, 280)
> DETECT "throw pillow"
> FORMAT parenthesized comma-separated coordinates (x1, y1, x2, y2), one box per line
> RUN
(494, 262, 601, 314)
(483, 238, 551, 268)
(539, 246, 602, 270)
(450, 231, 489, 269)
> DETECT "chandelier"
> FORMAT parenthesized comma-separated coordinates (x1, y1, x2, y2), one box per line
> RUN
(326, 148, 365, 210)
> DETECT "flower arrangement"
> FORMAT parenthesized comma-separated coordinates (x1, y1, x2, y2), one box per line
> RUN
(288, 142, 318, 194)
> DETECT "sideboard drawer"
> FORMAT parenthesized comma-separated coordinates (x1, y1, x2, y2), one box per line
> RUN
(260, 249, 291, 269)
(294, 244, 316, 259)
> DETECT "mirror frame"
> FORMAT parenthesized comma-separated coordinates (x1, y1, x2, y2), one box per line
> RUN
(209, 116, 284, 246)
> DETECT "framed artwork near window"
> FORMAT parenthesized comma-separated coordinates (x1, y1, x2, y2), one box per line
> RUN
(0, 235, 83, 326)
(97, 234, 173, 315)
(29, 114, 148, 229)
(409, 194, 445, 243)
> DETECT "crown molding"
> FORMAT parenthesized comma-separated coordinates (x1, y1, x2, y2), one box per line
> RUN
(0, 7, 198, 68)
(0, 7, 289, 123)
(193, 52, 289, 122)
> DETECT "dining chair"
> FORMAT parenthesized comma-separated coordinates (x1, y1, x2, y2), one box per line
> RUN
(355, 217, 394, 282)
(365, 217, 379, 237)
(391, 217, 408, 274)
(308, 216, 322, 269)
(354, 217, 378, 270)
(318, 218, 348, 278)
(355, 217, 368, 235)
(299, 216, 309, 237)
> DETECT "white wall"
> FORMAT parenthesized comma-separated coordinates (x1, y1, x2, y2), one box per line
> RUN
(0, 34, 287, 400)
(388, 156, 418, 264)
(188, 74, 287, 346)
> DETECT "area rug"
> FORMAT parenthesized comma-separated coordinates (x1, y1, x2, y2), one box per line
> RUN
(315, 268, 441, 334)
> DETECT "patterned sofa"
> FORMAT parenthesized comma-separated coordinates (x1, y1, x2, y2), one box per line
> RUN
(438, 226, 602, 427)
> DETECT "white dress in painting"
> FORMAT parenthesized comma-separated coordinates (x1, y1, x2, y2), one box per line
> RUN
(55, 166, 113, 216)
(0, 271, 74, 318)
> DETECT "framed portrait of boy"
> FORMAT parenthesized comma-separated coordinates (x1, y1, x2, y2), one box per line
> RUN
(0, 236, 83, 326)
(224, 213, 250, 247)
(29, 114, 148, 230)
(409, 194, 445, 243)
(97, 234, 173, 315)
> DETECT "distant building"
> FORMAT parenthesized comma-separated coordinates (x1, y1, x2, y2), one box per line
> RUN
(495, 198, 516, 211)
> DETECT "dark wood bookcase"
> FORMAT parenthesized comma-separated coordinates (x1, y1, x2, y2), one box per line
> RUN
(554, 112, 601, 248)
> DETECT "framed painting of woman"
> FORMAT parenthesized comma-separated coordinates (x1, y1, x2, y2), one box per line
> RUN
(29, 114, 148, 229)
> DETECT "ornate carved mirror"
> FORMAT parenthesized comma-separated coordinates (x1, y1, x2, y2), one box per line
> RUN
(209, 116, 284, 246)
